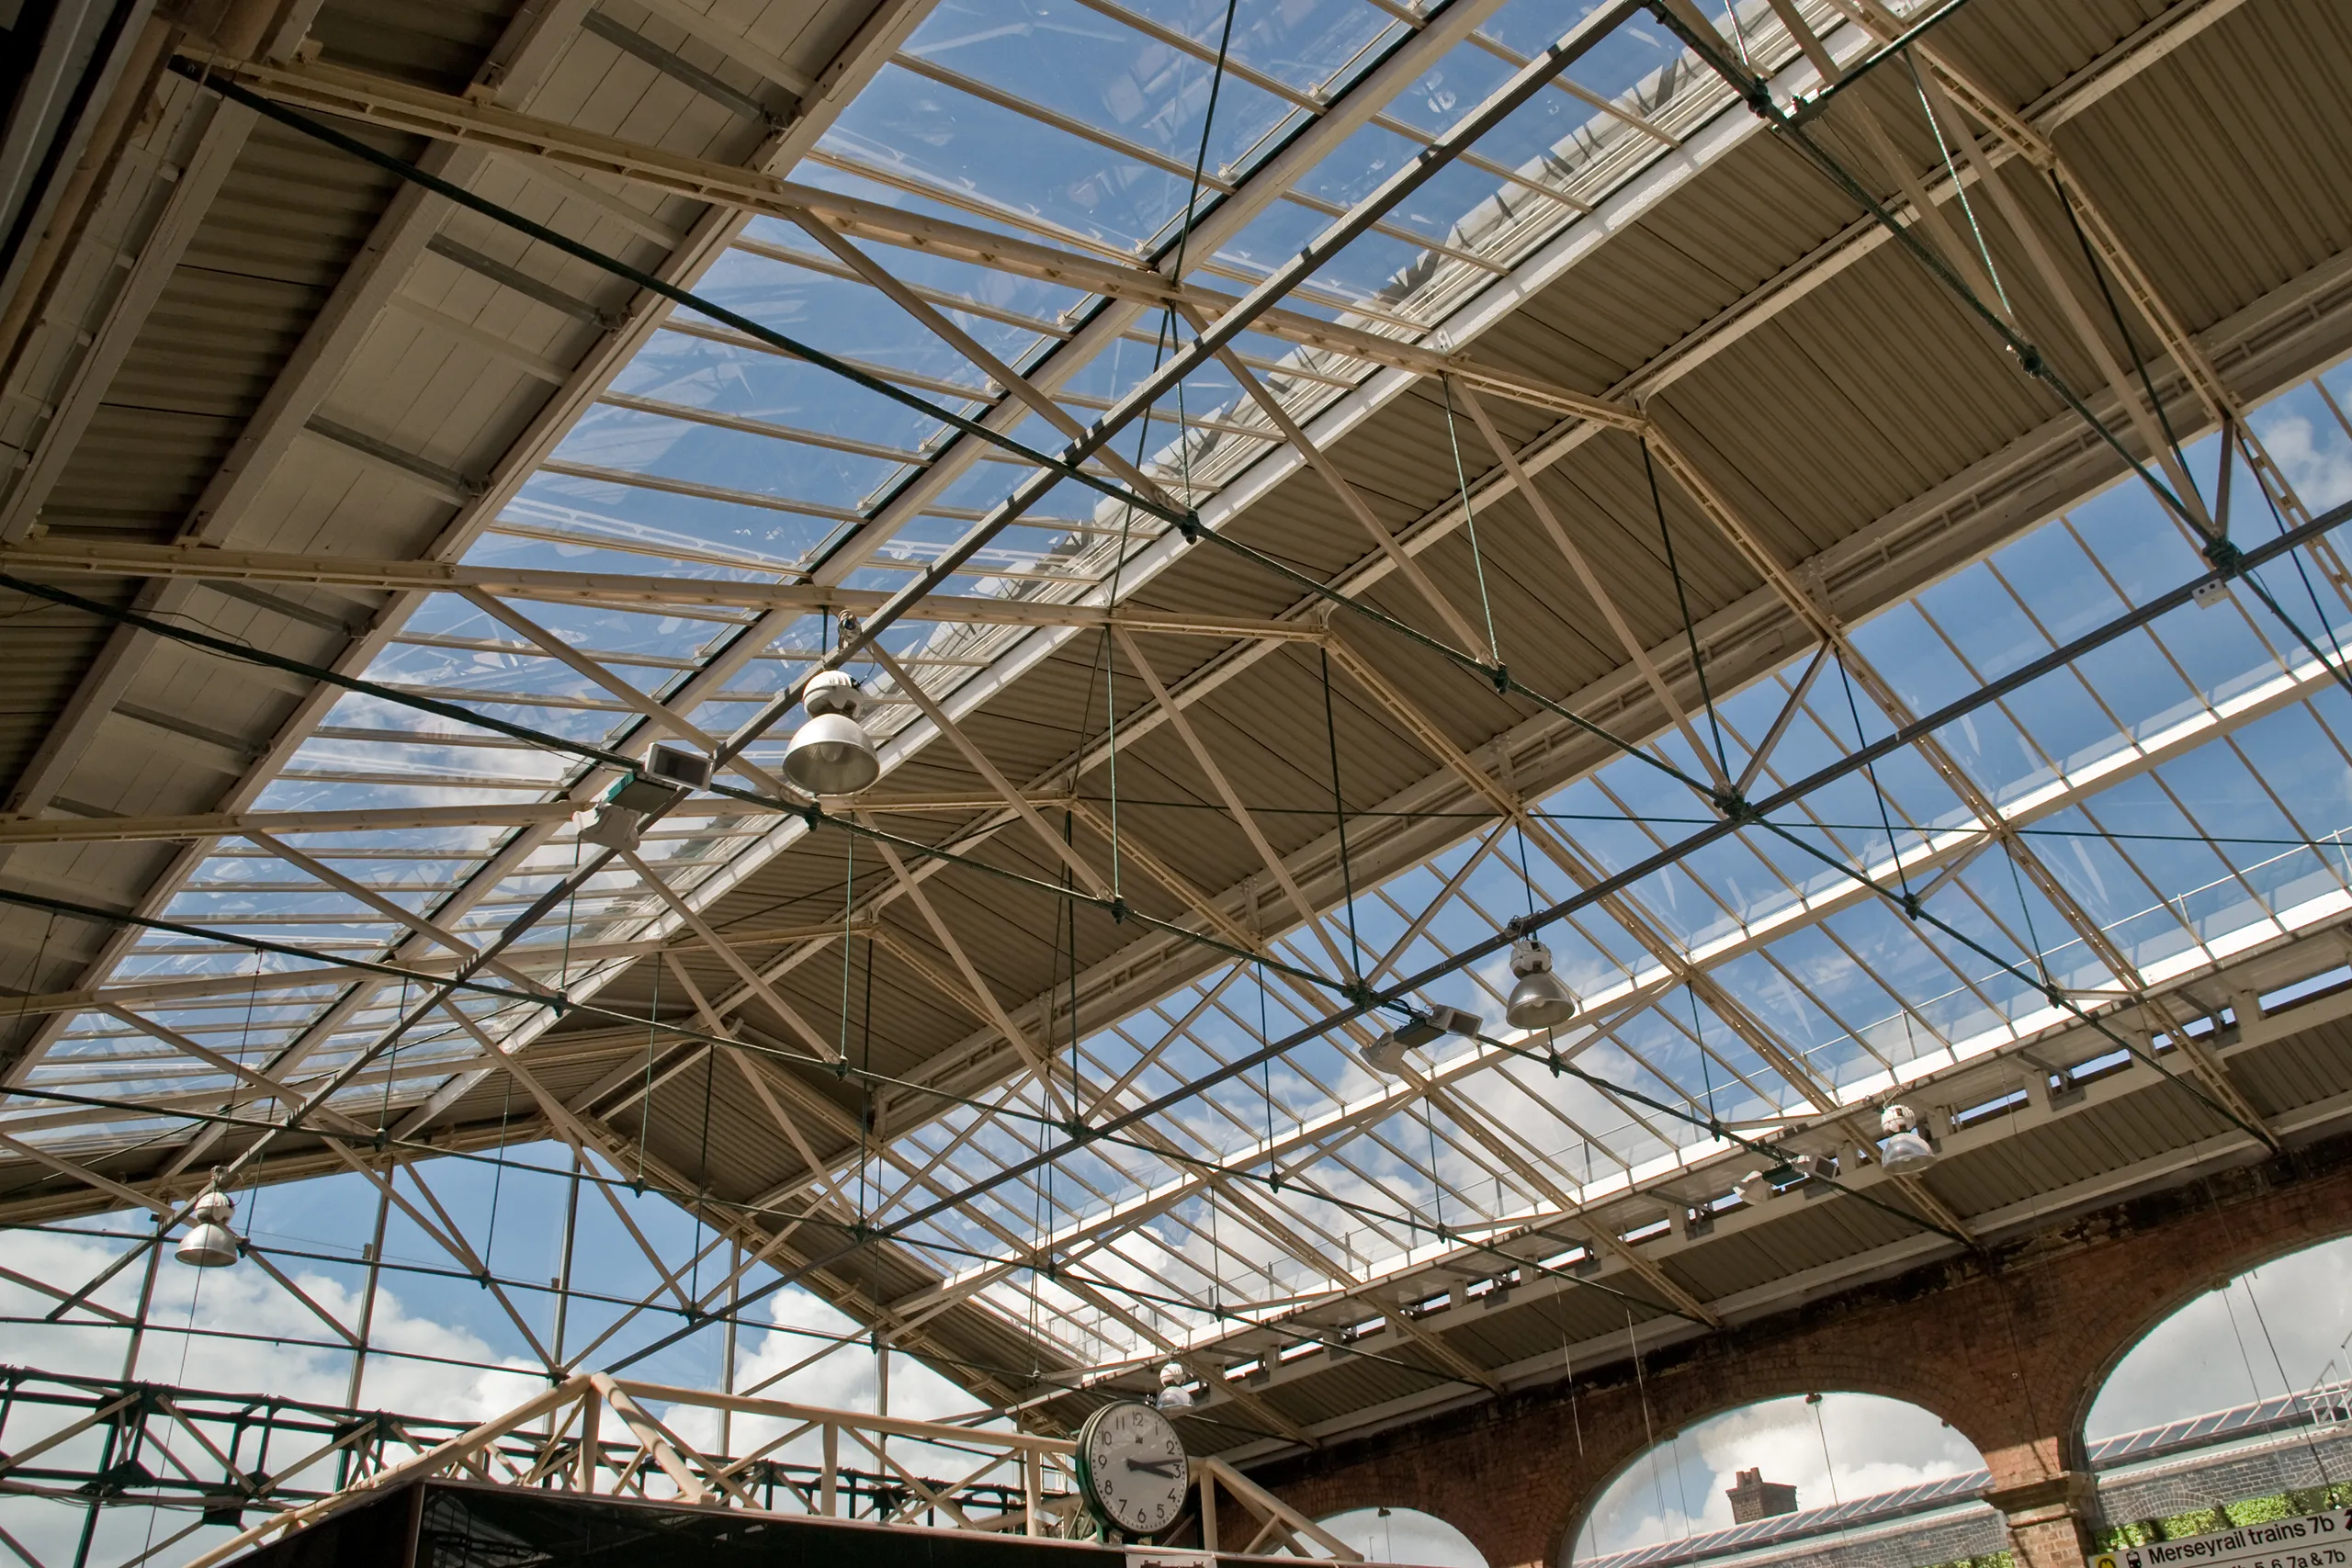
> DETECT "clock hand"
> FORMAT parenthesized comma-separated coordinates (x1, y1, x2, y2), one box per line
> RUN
(1125, 1458, 1184, 1476)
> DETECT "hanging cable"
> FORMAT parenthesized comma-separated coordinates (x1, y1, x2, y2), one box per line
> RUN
(689, 1032, 717, 1300)
(379, 974, 408, 1140)
(860, 919, 876, 1229)
(2051, 170, 2203, 519)
(1832, 645, 1916, 905)
(637, 956, 661, 1190)
(1320, 646, 1365, 982)
(1442, 376, 1505, 670)
(481, 1063, 514, 1282)
(1064, 809, 1083, 1124)
(1688, 986, 1718, 1126)
(839, 825, 857, 1072)
(1093, 2, 1241, 901)
(1641, 432, 1729, 781)
(1258, 960, 1279, 1186)
(1905, 51, 2013, 323)
(1424, 1095, 1445, 1232)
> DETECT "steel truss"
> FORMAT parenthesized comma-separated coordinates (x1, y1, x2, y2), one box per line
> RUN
(3, 0, 2349, 1490)
(0, 1369, 1075, 1568)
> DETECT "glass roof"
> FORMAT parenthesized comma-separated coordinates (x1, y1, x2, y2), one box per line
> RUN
(9, 0, 1785, 1150)
(14, 0, 2352, 1401)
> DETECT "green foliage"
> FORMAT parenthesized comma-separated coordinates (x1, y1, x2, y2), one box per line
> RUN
(2094, 1483, 2352, 1551)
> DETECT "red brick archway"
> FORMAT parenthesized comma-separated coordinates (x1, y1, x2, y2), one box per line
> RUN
(1229, 1138, 2352, 1568)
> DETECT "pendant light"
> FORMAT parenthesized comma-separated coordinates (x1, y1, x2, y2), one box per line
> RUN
(784, 670, 880, 796)
(1156, 1360, 1195, 1411)
(1877, 1102, 1938, 1173)
(175, 1179, 242, 1269)
(1504, 935, 1579, 1031)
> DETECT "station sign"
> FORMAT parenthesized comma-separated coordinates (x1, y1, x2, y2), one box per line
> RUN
(2093, 1511, 2352, 1568)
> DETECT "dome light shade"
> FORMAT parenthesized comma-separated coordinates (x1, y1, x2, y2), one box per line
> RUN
(176, 1224, 240, 1268)
(1504, 936, 1578, 1031)
(1877, 1101, 1938, 1173)
(785, 671, 880, 795)
(176, 1183, 240, 1268)
(1736, 1170, 1774, 1206)
(1157, 1359, 1195, 1410)
(1879, 1130, 1937, 1173)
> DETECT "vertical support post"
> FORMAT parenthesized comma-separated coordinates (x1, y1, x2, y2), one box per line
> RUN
(1199, 1464, 1217, 1552)
(346, 1180, 391, 1407)
(718, 1242, 740, 1461)
(821, 1422, 838, 1517)
(574, 1384, 601, 1495)
(552, 1145, 582, 1370)
(1024, 1447, 1042, 1538)
(72, 1416, 119, 1568)
(120, 1213, 167, 1380)
(1986, 1472, 2098, 1568)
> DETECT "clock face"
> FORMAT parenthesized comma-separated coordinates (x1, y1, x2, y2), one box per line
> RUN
(1077, 1400, 1189, 1538)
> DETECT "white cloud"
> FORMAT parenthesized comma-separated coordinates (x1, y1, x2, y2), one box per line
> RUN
(0, 1230, 540, 1568)
(657, 1282, 1002, 1476)
(2253, 412, 2352, 510)
(0, 1230, 539, 1415)
(2086, 1237, 2352, 1439)
(1318, 1507, 1487, 1568)
(1573, 1393, 1978, 1561)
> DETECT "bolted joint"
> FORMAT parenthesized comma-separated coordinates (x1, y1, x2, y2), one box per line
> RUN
(1065, 1117, 1091, 1143)
(2203, 536, 2245, 574)
(1900, 892, 1924, 920)
(1176, 511, 1204, 542)
(1107, 897, 1128, 924)
(2011, 343, 2045, 378)
(801, 802, 825, 828)
(1343, 980, 1376, 1010)
(1711, 787, 1760, 825)
(1488, 662, 1510, 694)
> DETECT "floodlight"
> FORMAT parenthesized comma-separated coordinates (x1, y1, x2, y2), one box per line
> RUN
(578, 803, 644, 852)
(1363, 1006, 1482, 1074)
(644, 743, 713, 792)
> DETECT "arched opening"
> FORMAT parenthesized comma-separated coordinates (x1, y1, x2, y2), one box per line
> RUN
(1564, 1393, 1981, 1565)
(2087, 1233, 2352, 1439)
(2077, 1234, 2352, 1547)
(1316, 1508, 1487, 1567)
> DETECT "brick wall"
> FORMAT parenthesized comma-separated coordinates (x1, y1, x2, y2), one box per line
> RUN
(1228, 1135, 2352, 1568)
